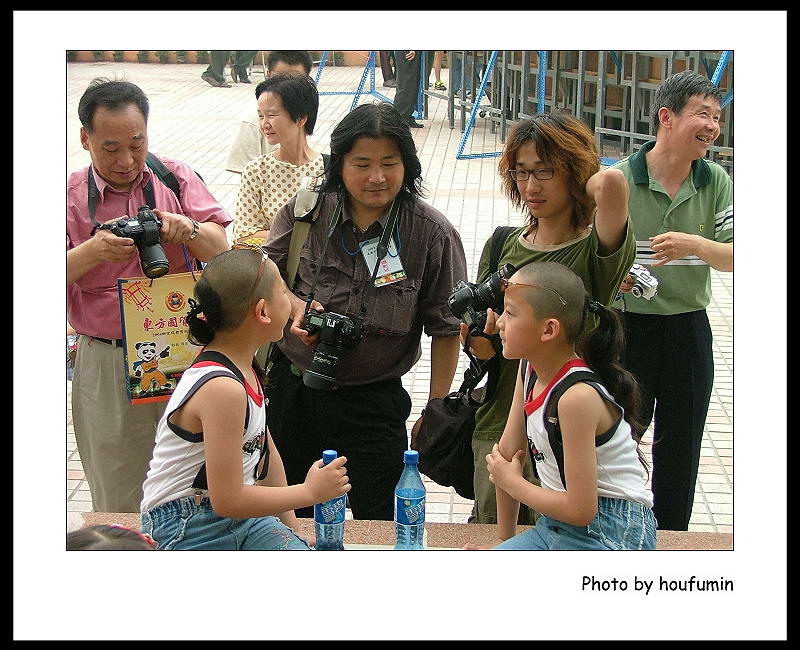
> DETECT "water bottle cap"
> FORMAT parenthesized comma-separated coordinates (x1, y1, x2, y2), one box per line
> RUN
(404, 450, 419, 465)
(322, 450, 338, 465)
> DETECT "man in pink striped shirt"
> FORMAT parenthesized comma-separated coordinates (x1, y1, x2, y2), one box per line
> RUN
(67, 78, 231, 513)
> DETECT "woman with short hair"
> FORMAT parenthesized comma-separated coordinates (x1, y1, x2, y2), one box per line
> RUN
(233, 72, 322, 246)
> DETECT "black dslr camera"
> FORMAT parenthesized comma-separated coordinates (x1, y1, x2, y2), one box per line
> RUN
(448, 263, 517, 337)
(103, 205, 169, 279)
(302, 311, 363, 390)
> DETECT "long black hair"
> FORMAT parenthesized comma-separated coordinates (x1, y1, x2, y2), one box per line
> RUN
(319, 102, 425, 213)
(577, 298, 649, 475)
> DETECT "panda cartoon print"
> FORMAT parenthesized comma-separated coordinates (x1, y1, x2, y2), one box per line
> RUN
(133, 342, 172, 393)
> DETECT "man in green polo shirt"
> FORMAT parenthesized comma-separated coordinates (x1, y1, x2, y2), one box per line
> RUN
(612, 70, 733, 531)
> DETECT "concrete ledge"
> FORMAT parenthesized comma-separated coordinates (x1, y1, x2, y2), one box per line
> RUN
(69, 512, 732, 550)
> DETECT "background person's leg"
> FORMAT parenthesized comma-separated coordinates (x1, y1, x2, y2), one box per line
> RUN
(649, 311, 714, 531)
(72, 336, 164, 513)
(379, 50, 396, 85)
(209, 51, 230, 82)
(319, 381, 409, 521)
(233, 51, 258, 83)
(393, 50, 421, 123)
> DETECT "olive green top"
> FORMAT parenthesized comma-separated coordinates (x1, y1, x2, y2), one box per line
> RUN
(472, 221, 635, 442)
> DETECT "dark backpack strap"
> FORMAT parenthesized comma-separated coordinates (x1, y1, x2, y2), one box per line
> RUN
(542, 370, 604, 488)
(189, 351, 255, 491)
(487, 225, 516, 280)
(87, 165, 154, 227)
(146, 152, 182, 203)
(146, 152, 206, 204)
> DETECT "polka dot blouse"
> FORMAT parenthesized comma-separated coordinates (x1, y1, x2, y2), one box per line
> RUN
(233, 151, 325, 241)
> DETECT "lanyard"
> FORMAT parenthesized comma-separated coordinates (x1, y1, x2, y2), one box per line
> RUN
(304, 193, 403, 329)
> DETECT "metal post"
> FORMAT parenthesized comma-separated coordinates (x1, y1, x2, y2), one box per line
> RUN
(521, 50, 530, 118)
(711, 50, 732, 86)
(576, 50, 585, 122)
(537, 50, 548, 113)
(721, 89, 733, 109)
(414, 50, 426, 120)
(630, 51, 638, 156)
(314, 51, 329, 85)
(456, 50, 500, 160)
(349, 51, 374, 113)
(595, 50, 606, 134)
(500, 51, 508, 141)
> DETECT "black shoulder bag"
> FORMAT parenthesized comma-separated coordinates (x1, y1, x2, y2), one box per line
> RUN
(412, 225, 516, 499)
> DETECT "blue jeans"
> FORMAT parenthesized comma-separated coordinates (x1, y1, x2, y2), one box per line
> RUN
(493, 496, 657, 550)
(141, 497, 311, 550)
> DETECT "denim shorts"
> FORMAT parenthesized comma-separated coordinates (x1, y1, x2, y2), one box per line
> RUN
(493, 496, 657, 550)
(141, 497, 311, 550)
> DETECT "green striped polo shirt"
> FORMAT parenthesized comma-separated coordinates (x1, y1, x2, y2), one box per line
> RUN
(612, 140, 733, 315)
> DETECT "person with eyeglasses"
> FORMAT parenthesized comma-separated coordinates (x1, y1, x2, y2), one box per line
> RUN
(464, 261, 656, 550)
(464, 112, 636, 526)
(139, 247, 350, 550)
(225, 51, 316, 175)
(232, 72, 323, 247)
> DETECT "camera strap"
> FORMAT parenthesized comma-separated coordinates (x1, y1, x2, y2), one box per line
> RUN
(303, 196, 344, 317)
(355, 197, 402, 327)
(303, 194, 402, 329)
(87, 165, 156, 234)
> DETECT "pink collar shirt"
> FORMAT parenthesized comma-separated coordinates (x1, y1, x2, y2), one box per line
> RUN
(67, 154, 232, 340)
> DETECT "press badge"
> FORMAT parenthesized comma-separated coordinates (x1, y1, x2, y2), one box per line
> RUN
(360, 236, 406, 286)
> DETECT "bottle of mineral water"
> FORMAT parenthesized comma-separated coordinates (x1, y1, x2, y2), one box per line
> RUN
(394, 450, 426, 550)
(314, 450, 346, 550)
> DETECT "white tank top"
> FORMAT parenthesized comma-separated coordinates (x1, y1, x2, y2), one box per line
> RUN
(141, 352, 268, 513)
(523, 359, 653, 508)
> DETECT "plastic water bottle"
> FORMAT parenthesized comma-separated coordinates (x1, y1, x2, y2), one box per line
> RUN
(314, 450, 346, 550)
(394, 450, 426, 550)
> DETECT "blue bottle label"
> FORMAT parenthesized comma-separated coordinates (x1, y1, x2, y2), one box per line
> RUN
(315, 496, 346, 524)
(395, 495, 425, 525)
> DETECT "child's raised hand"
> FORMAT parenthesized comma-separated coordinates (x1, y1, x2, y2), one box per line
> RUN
(303, 455, 351, 503)
(486, 443, 525, 491)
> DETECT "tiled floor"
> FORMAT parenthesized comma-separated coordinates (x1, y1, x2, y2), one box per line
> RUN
(66, 61, 733, 532)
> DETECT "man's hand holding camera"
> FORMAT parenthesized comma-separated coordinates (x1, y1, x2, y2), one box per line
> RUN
(459, 310, 500, 361)
(90, 222, 136, 264)
(152, 209, 197, 245)
(288, 291, 324, 346)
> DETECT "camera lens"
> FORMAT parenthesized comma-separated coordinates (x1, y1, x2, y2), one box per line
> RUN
(447, 281, 475, 319)
(303, 342, 342, 390)
(631, 285, 643, 298)
(139, 245, 170, 279)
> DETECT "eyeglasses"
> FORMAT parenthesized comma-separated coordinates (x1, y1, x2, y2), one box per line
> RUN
(232, 241, 268, 302)
(509, 168, 555, 182)
(501, 278, 567, 306)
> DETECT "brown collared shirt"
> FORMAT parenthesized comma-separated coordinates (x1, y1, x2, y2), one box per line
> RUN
(265, 192, 467, 386)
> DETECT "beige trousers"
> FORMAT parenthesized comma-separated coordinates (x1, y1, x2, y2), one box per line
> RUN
(72, 336, 166, 512)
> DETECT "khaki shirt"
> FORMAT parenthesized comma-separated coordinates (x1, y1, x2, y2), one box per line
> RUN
(265, 193, 467, 385)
